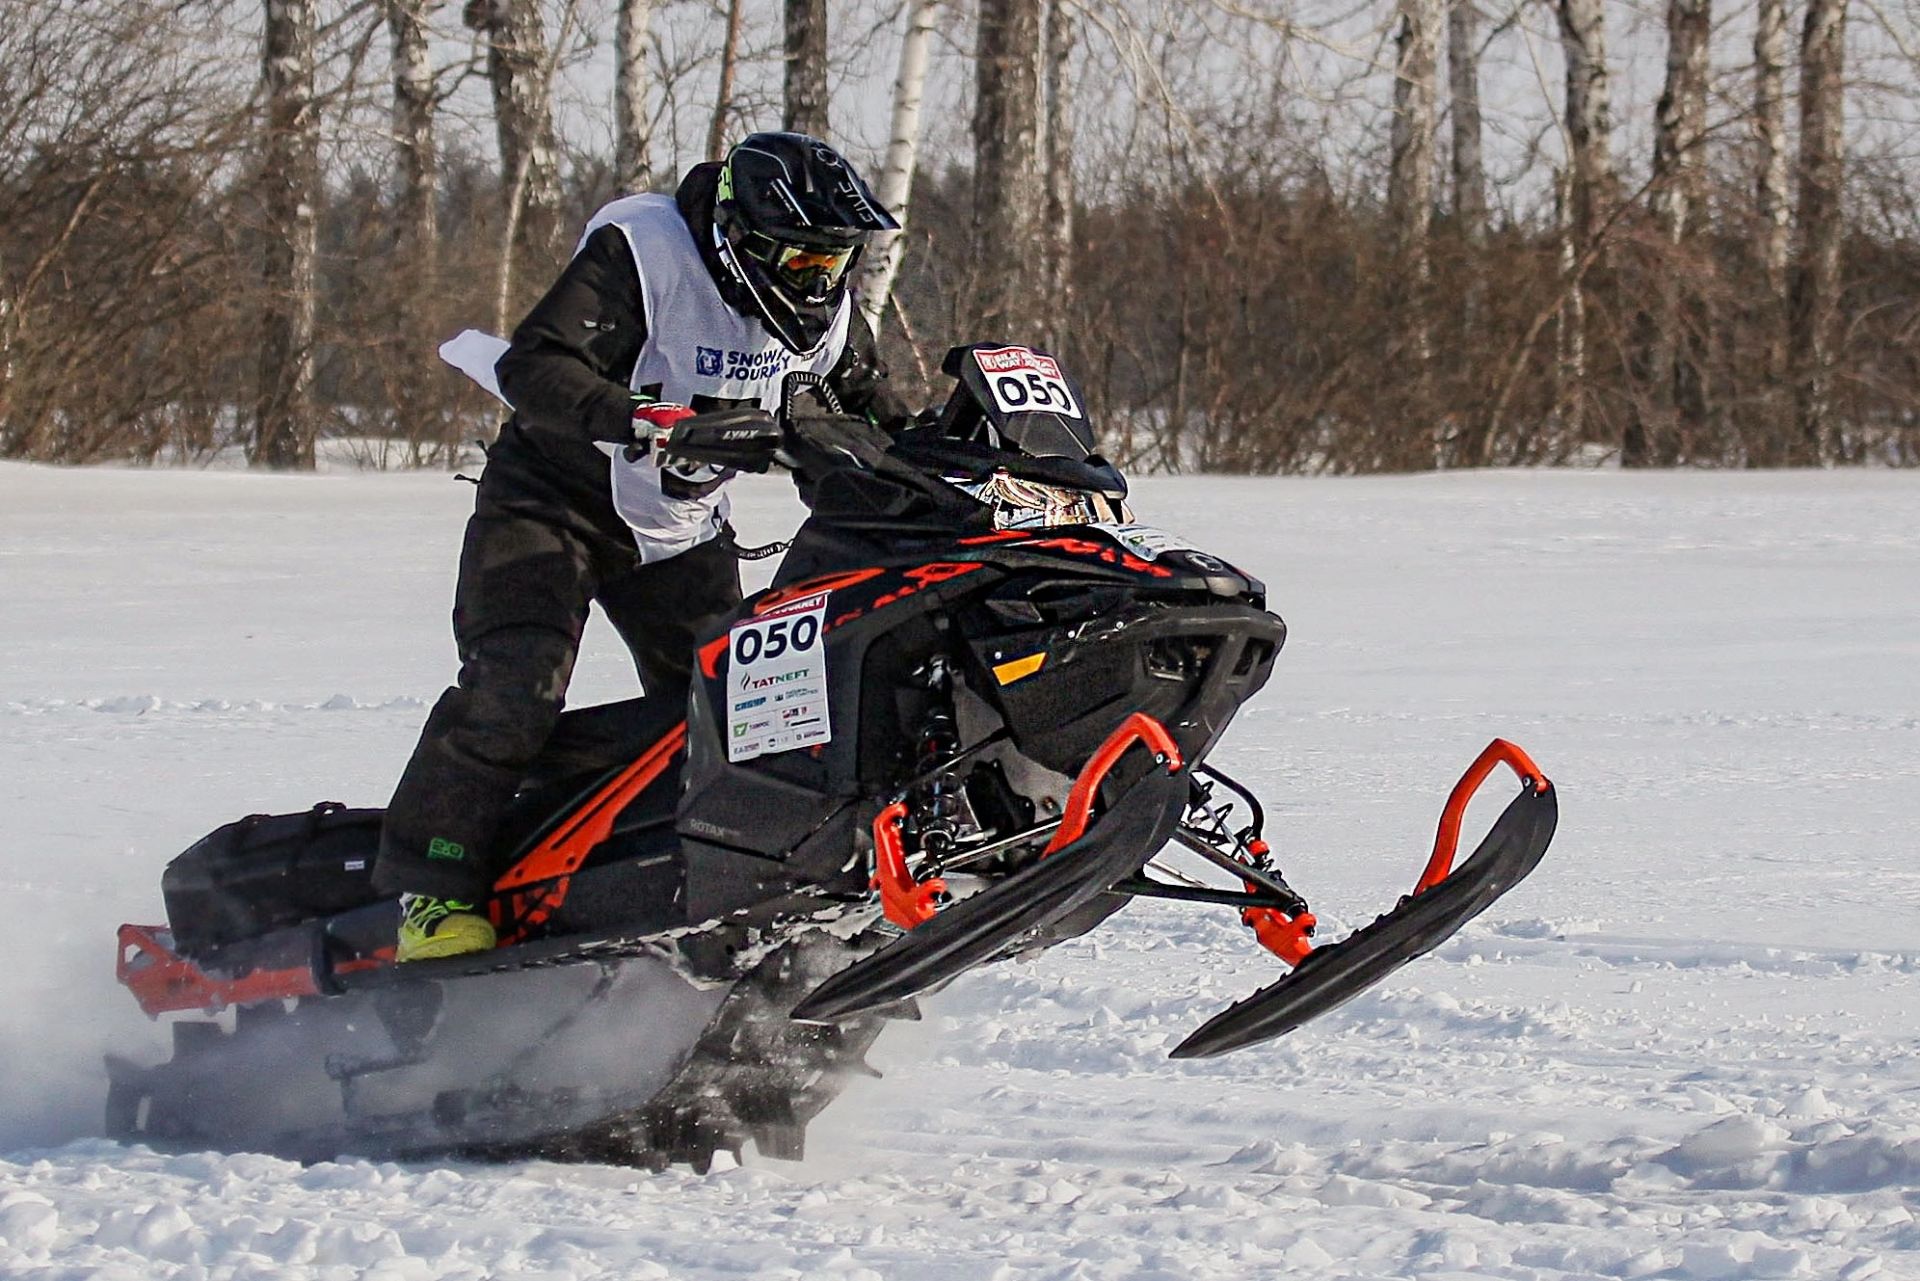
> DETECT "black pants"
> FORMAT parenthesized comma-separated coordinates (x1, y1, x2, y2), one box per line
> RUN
(374, 505, 740, 901)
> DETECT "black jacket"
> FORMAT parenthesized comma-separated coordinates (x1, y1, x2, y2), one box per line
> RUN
(480, 164, 910, 542)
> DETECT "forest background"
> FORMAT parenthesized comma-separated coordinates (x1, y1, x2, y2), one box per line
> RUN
(2, 0, 1914, 474)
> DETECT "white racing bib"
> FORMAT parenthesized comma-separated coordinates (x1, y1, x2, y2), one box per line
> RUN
(726, 592, 832, 762)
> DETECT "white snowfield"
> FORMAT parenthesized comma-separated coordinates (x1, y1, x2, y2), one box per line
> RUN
(2, 461, 1918, 1280)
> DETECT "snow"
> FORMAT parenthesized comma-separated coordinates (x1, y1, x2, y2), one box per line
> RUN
(3, 461, 1919, 1279)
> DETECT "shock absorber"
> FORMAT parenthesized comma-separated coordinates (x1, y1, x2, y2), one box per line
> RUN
(908, 657, 966, 862)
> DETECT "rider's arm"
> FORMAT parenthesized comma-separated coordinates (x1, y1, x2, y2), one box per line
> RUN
(826, 308, 914, 431)
(495, 225, 649, 452)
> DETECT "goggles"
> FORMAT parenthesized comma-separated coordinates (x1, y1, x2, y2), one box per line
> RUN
(740, 231, 854, 294)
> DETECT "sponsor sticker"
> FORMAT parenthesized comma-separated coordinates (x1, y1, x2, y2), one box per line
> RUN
(1087, 523, 1200, 562)
(726, 592, 832, 762)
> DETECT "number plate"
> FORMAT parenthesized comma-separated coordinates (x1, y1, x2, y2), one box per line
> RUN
(726, 591, 832, 763)
(973, 346, 1082, 419)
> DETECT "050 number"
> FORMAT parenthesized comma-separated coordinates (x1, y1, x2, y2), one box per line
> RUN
(992, 371, 1079, 417)
(734, 614, 820, 665)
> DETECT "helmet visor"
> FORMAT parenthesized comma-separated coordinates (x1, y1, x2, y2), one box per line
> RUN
(740, 231, 854, 298)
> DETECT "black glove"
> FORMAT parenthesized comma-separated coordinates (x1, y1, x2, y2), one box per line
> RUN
(654, 406, 783, 474)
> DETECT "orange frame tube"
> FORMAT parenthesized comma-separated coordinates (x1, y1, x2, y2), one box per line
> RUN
(1416, 738, 1551, 895)
(1043, 713, 1185, 855)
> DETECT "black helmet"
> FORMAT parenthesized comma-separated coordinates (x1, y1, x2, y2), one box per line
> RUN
(713, 132, 899, 353)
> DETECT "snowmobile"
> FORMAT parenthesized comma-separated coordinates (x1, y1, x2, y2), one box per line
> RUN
(108, 343, 1558, 1171)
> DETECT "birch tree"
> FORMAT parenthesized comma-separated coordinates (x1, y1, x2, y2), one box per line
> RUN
(1040, 0, 1076, 349)
(615, 0, 656, 193)
(463, 0, 563, 322)
(1789, 0, 1848, 461)
(386, 0, 438, 274)
(385, 0, 441, 453)
(1752, 0, 1791, 445)
(1627, 0, 1710, 466)
(1448, 0, 1486, 249)
(1553, 0, 1615, 440)
(709, 0, 746, 158)
(785, 0, 830, 138)
(1389, 0, 1439, 405)
(856, 0, 941, 333)
(254, 0, 320, 470)
(973, 0, 1046, 341)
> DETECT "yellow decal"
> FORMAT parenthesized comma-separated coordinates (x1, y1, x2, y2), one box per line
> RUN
(992, 653, 1048, 685)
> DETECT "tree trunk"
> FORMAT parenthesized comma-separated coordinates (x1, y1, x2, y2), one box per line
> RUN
(1751, 0, 1791, 461)
(1447, 0, 1486, 247)
(1389, 0, 1438, 452)
(615, 0, 656, 193)
(1789, 0, 1846, 464)
(385, 0, 440, 458)
(1628, 0, 1710, 467)
(1040, 0, 1075, 350)
(709, 0, 745, 159)
(387, 0, 437, 272)
(856, 0, 940, 333)
(254, 0, 320, 470)
(1554, 167, 1584, 443)
(1553, 0, 1613, 445)
(972, 0, 1045, 341)
(1445, 0, 1489, 464)
(784, 0, 829, 138)
(464, 0, 563, 325)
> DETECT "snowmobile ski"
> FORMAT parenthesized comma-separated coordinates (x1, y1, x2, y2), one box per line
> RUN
(792, 715, 1190, 1024)
(1170, 739, 1558, 1058)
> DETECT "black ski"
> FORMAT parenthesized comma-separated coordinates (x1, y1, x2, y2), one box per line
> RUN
(1170, 779, 1558, 1059)
(791, 764, 1189, 1024)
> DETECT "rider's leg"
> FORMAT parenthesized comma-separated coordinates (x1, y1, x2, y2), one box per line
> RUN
(375, 512, 597, 955)
(597, 533, 743, 704)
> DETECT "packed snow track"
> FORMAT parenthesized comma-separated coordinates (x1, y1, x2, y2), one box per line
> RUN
(3, 463, 1917, 1279)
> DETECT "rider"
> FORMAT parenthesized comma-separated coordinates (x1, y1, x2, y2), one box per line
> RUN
(375, 132, 910, 961)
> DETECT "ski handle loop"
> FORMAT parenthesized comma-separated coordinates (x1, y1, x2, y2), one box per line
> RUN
(1044, 713, 1185, 854)
(1416, 737, 1552, 895)
(871, 801, 948, 930)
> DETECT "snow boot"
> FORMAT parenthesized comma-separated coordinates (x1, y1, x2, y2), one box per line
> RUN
(396, 893, 496, 962)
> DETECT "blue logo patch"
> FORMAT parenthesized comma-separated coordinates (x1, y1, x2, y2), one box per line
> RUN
(695, 346, 724, 377)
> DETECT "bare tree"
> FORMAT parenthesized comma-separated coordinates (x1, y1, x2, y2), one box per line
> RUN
(785, 0, 830, 138)
(464, 0, 563, 322)
(386, 0, 438, 271)
(1040, 0, 1076, 349)
(973, 0, 1046, 341)
(1627, 0, 1711, 467)
(1553, 0, 1615, 441)
(709, 0, 746, 159)
(1389, 0, 1439, 416)
(1752, 0, 1791, 445)
(615, 0, 656, 193)
(1448, 0, 1486, 248)
(1789, 0, 1847, 463)
(857, 0, 941, 333)
(255, 0, 321, 469)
